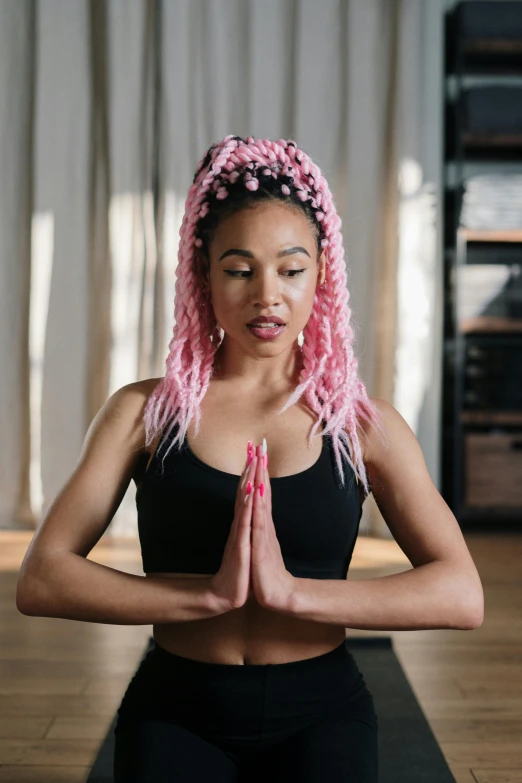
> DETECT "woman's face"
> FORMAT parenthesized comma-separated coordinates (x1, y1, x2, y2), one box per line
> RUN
(197, 201, 326, 356)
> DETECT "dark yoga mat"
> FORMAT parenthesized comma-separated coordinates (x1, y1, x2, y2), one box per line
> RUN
(87, 636, 456, 783)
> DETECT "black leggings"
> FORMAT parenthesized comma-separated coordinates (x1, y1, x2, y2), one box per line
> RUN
(114, 639, 379, 782)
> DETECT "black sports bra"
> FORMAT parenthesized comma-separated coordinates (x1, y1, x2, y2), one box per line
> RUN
(133, 421, 362, 580)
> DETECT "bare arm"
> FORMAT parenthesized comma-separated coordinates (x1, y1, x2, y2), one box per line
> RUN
(16, 381, 228, 624)
(286, 561, 481, 631)
(284, 398, 484, 631)
(17, 553, 223, 625)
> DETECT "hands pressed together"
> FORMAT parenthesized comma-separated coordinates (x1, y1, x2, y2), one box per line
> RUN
(210, 439, 296, 614)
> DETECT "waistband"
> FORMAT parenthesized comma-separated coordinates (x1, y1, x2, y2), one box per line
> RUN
(117, 637, 377, 742)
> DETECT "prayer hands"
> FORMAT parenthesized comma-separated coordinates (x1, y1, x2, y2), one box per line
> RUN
(250, 441, 296, 612)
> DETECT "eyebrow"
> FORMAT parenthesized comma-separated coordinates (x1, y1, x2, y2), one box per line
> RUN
(217, 246, 311, 262)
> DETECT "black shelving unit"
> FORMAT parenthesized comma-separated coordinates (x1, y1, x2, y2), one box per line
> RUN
(442, 1, 522, 528)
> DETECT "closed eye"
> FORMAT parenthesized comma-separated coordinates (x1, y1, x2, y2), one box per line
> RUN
(225, 270, 306, 278)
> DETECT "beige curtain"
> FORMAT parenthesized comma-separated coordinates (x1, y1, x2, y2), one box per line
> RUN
(0, 1, 36, 529)
(0, 0, 444, 539)
(87, 0, 112, 426)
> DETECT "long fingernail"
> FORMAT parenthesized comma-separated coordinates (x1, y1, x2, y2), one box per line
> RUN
(263, 453, 267, 469)
(262, 437, 267, 456)
(259, 482, 264, 498)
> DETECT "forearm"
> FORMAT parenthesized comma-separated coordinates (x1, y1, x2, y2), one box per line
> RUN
(17, 551, 226, 625)
(287, 561, 483, 631)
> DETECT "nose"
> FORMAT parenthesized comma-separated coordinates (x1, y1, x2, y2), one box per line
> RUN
(251, 270, 283, 307)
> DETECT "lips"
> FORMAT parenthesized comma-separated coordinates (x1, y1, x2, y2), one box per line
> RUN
(247, 317, 286, 326)
(247, 322, 286, 340)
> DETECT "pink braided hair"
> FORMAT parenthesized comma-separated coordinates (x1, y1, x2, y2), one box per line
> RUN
(143, 135, 386, 497)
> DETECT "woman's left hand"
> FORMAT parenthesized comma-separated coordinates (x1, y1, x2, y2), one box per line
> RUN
(250, 441, 296, 612)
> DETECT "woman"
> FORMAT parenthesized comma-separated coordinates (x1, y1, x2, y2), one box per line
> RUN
(17, 135, 484, 782)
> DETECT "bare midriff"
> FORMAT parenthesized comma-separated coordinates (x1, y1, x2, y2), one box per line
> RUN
(145, 571, 347, 666)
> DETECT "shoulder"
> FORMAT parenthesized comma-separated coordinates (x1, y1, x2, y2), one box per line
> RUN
(97, 377, 163, 452)
(353, 396, 415, 466)
(127, 374, 163, 414)
(106, 377, 163, 418)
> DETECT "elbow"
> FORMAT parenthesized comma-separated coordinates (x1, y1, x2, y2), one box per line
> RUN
(442, 565, 484, 630)
(17, 551, 60, 617)
(457, 587, 484, 630)
(16, 574, 46, 617)
(460, 611, 483, 630)
(465, 602, 484, 630)
(16, 583, 35, 615)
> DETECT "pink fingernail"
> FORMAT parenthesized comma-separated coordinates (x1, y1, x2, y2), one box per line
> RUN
(247, 449, 253, 466)
(259, 482, 264, 497)
(246, 481, 252, 495)
(263, 453, 267, 469)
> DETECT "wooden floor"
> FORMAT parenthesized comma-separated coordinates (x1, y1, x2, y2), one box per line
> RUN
(1, 529, 521, 783)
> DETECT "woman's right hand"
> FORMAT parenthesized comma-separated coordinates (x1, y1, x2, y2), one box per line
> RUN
(209, 444, 258, 612)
